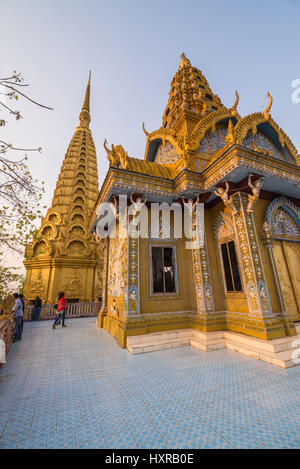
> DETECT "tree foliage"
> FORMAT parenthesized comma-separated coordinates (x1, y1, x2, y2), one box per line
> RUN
(0, 253, 23, 300)
(0, 70, 52, 297)
(0, 71, 52, 252)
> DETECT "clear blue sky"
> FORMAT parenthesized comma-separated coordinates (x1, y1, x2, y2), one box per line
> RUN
(1, 0, 300, 266)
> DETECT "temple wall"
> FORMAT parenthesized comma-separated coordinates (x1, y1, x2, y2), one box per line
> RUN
(24, 259, 101, 304)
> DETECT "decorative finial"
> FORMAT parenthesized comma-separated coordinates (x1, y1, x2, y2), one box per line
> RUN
(225, 119, 235, 145)
(79, 72, 91, 127)
(142, 122, 150, 138)
(231, 90, 239, 117)
(179, 52, 191, 70)
(103, 138, 111, 154)
(263, 91, 273, 121)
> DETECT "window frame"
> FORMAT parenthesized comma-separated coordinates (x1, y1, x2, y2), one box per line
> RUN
(219, 239, 243, 294)
(149, 243, 179, 297)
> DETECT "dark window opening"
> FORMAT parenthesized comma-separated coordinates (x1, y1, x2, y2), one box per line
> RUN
(152, 246, 176, 294)
(67, 298, 79, 303)
(221, 241, 242, 292)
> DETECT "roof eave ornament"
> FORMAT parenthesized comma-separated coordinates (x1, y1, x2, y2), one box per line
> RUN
(231, 90, 239, 117)
(263, 91, 273, 121)
(142, 122, 150, 140)
(103, 138, 111, 155)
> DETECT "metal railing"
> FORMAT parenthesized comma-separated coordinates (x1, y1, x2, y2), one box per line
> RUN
(24, 302, 99, 321)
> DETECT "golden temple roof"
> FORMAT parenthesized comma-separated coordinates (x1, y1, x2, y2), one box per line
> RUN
(162, 53, 224, 129)
(125, 156, 180, 180)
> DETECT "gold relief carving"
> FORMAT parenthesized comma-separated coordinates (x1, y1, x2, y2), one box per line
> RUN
(215, 211, 234, 242)
(154, 141, 181, 165)
(29, 270, 46, 297)
(62, 239, 91, 257)
(233, 113, 299, 165)
(190, 108, 237, 150)
(63, 270, 83, 297)
(247, 282, 259, 314)
(259, 284, 269, 313)
(67, 240, 85, 255)
(68, 225, 86, 237)
(104, 140, 128, 169)
(40, 225, 55, 239)
(247, 174, 264, 213)
(32, 239, 52, 257)
(107, 236, 128, 298)
(214, 181, 238, 215)
(225, 119, 236, 145)
(46, 211, 62, 225)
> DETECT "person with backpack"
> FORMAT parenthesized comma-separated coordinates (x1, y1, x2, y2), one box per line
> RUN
(31, 296, 42, 321)
(52, 292, 67, 329)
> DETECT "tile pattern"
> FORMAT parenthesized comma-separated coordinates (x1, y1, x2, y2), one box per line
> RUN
(0, 318, 300, 449)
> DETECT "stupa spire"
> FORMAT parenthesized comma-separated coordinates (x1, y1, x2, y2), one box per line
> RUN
(162, 54, 224, 129)
(79, 71, 91, 128)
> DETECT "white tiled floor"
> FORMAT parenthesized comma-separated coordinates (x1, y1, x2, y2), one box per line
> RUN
(0, 317, 300, 449)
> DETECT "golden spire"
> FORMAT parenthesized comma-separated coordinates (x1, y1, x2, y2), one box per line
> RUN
(162, 54, 224, 129)
(79, 71, 91, 128)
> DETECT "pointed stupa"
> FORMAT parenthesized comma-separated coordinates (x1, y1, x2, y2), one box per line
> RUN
(51, 72, 99, 216)
(24, 73, 103, 304)
(162, 53, 224, 129)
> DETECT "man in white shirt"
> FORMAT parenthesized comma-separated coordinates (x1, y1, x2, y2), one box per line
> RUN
(12, 293, 24, 341)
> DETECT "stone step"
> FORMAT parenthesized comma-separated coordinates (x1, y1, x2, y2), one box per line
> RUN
(190, 337, 226, 352)
(225, 339, 298, 368)
(127, 325, 300, 367)
(223, 330, 299, 354)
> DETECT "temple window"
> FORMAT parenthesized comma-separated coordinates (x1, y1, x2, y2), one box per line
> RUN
(220, 241, 242, 292)
(151, 246, 176, 294)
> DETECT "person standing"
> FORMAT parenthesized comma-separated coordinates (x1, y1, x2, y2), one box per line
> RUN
(12, 293, 24, 341)
(19, 294, 25, 333)
(52, 292, 67, 329)
(31, 296, 42, 321)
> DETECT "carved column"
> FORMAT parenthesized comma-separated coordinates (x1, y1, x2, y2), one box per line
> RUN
(233, 192, 285, 339)
(126, 236, 140, 315)
(191, 208, 215, 331)
(98, 236, 109, 328)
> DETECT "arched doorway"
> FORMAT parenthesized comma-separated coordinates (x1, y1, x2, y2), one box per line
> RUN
(265, 197, 300, 322)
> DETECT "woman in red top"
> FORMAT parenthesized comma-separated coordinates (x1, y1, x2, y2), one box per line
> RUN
(52, 292, 68, 329)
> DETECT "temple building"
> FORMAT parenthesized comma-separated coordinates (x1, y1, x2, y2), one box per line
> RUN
(23, 74, 104, 303)
(90, 54, 300, 364)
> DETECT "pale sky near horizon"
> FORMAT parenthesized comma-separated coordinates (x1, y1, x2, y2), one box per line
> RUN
(1, 0, 300, 270)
